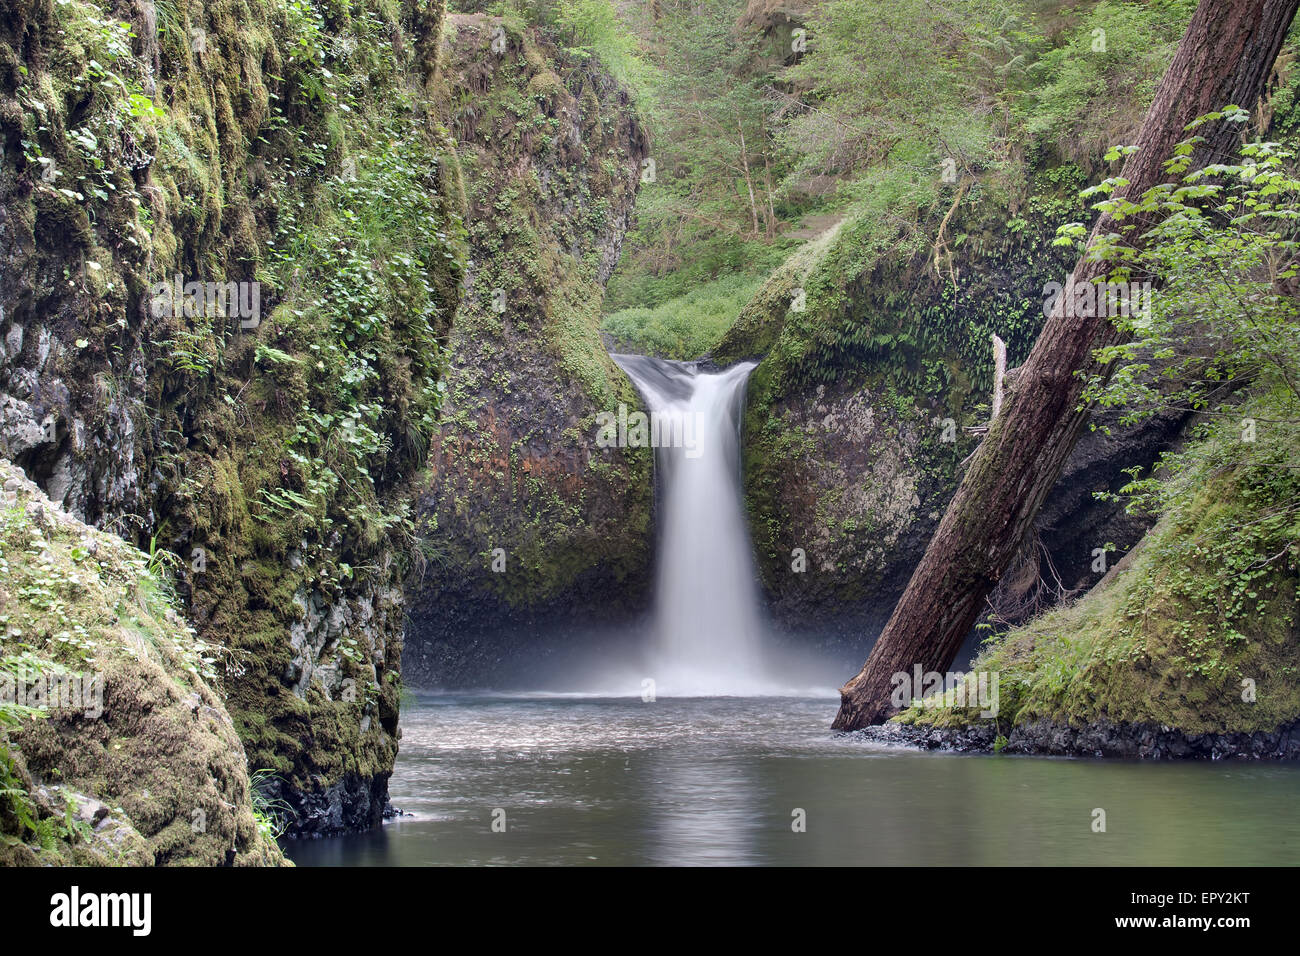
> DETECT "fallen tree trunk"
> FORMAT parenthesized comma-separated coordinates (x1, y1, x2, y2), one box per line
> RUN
(833, 0, 1300, 731)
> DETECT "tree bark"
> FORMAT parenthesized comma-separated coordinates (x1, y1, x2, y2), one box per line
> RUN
(738, 120, 761, 236)
(832, 0, 1300, 731)
(991, 333, 1007, 421)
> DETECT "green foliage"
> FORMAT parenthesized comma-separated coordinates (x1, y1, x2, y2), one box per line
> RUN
(1091, 122, 1296, 366)
(903, 121, 1300, 736)
(1017, 0, 1194, 161)
(714, 0, 1206, 402)
(0, 472, 258, 860)
(783, 0, 1009, 185)
(605, 232, 791, 311)
(10, 0, 467, 814)
(0, 655, 50, 848)
(611, 0, 789, 284)
(602, 272, 765, 358)
(1078, 116, 1300, 522)
(0, 743, 93, 854)
(600, 0, 1198, 430)
(929, 453, 1300, 735)
(19, 0, 163, 210)
(671, 0, 1255, 612)
(608, 0, 1199, 349)
(248, 770, 295, 840)
(555, 0, 655, 100)
(1083, 124, 1300, 698)
(263, 125, 465, 542)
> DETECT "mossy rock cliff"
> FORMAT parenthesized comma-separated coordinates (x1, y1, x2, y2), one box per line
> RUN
(0, 0, 462, 834)
(403, 14, 652, 686)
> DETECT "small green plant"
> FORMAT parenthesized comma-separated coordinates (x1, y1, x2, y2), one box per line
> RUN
(249, 770, 294, 840)
(0, 655, 50, 849)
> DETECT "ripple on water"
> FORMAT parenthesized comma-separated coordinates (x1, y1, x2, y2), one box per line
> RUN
(284, 695, 1300, 867)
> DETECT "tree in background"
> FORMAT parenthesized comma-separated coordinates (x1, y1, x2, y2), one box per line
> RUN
(629, 0, 782, 273)
(780, 0, 1008, 193)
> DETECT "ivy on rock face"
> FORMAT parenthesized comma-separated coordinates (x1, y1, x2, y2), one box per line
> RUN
(1, 0, 467, 837)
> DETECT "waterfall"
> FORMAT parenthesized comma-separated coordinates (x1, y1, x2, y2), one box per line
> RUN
(613, 354, 773, 696)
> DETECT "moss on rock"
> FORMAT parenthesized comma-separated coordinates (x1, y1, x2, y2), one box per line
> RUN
(403, 15, 652, 686)
(897, 457, 1300, 738)
(0, 460, 284, 865)
(719, 172, 1081, 643)
(0, 0, 464, 834)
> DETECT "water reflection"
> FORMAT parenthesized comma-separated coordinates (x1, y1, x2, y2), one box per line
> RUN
(286, 695, 1300, 866)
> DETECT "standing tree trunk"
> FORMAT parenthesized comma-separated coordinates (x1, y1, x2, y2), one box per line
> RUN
(833, 0, 1300, 731)
(763, 120, 779, 238)
(738, 120, 762, 236)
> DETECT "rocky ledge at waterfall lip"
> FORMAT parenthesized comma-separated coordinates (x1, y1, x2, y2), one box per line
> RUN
(850, 719, 1300, 759)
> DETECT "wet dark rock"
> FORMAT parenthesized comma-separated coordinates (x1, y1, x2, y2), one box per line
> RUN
(853, 718, 1300, 760)
(275, 772, 391, 839)
(382, 801, 412, 820)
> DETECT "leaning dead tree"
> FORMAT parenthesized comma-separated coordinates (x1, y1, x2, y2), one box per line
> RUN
(833, 0, 1300, 731)
(990, 333, 1006, 420)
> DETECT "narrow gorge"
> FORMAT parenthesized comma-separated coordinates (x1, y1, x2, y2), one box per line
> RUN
(0, 0, 1297, 881)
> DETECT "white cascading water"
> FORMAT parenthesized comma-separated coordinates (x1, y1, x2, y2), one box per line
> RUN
(613, 354, 773, 695)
